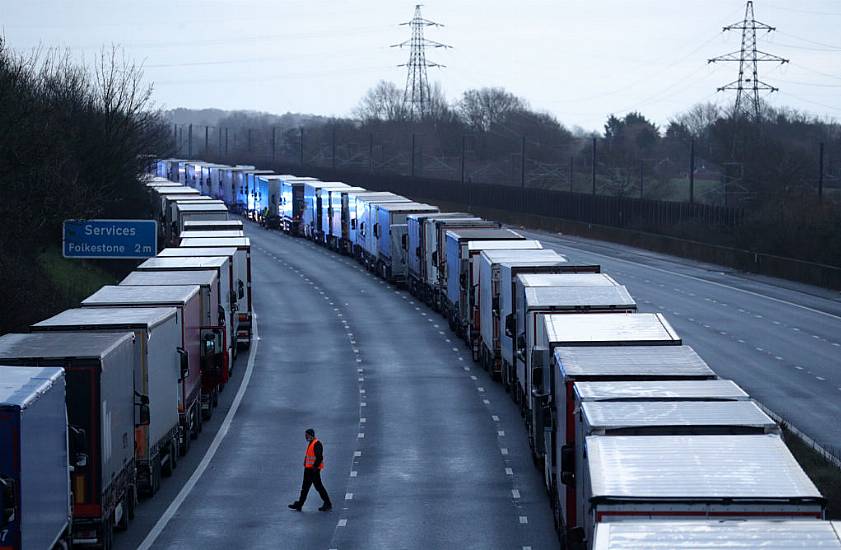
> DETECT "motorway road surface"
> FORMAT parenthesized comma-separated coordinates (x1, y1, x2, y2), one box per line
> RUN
(117, 222, 556, 549)
(521, 228, 841, 460)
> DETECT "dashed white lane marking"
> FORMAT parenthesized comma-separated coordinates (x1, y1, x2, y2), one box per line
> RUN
(492, 415, 500, 422)
(519, 516, 528, 524)
(354, 451, 362, 457)
(483, 399, 490, 404)
(478, 387, 486, 392)
(357, 432, 365, 438)
(360, 418, 367, 423)
(137, 310, 261, 550)
(512, 489, 521, 499)
(775, 356, 784, 361)
(360, 402, 367, 407)
(498, 430, 505, 437)
(337, 519, 348, 527)
(470, 375, 477, 380)
(795, 366, 804, 371)
(345, 493, 354, 500)
(817, 376, 827, 381)
(505, 467, 514, 475)
(500, 448, 509, 456)
(452, 347, 459, 351)
(350, 471, 358, 477)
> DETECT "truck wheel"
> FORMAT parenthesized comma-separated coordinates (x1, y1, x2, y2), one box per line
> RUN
(127, 486, 136, 520)
(101, 518, 114, 550)
(116, 494, 129, 530)
(171, 439, 178, 470)
(162, 445, 174, 477)
(152, 459, 161, 494)
(181, 423, 191, 455)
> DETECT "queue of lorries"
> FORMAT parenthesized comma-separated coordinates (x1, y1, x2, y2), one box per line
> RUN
(0, 175, 253, 549)
(153, 158, 841, 549)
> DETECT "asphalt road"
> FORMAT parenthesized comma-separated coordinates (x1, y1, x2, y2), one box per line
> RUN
(118, 222, 557, 550)
(519, 227, 841, 460)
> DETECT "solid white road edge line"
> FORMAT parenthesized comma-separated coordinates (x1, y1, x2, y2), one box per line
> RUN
(137, 310, 261, 550)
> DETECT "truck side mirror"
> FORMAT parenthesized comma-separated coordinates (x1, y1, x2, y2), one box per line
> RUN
(229, 289, 238, 310)
(374, 223, 380, 238)
(69, 425, 88, 468)
(238, 280, 245, 300)
(401, 234, 408, 251)
(532, 366, 544, 392)
(218, 304, 226, 326)
(138, 404, 150, 427)
(505, 314, 514, 337)
(491, 295, 500, 314)
(415, 246, 421, 258)
(561, 444, 575, 481)
(517, 333, 526, 353)
(351, 219, 356, 229)
(178, 347, 189, 380)
(432, 251, 438, 264)
(0, 476, 16, 526)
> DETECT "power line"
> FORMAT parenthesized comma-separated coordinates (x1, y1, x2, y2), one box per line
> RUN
(708, 0, 789, 118)
(391, 4, 451, 120)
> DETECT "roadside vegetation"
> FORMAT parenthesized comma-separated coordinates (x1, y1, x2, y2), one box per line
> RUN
(0, 39, 173, 333)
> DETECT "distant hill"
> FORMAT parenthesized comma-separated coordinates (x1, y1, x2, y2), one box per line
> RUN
(165, 108, 329, 129)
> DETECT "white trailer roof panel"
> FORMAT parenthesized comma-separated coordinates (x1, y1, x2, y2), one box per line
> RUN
(555, 345, 712, 377)
(518, 273, 618, 287)
(183, 220, 243, 229)
(82, 285, 199, 306)
(545, 313, 680, 346)
(121, 270, 217, 287)
(467, 239, 539, 252)
(593, 521, 841, 549)
(175, 203, 228, 213)
(587, 434, 822, 500)
(0, 332, 134, 361)
(34, 307, 177, 330)
(525, 285, 636, 310)
(179, 237, 251, 248)
(575, 379, 748, 401)
(158, 247, 238, 258)
(138, 257, 227, 270)
(179, 230, 244, 239)
(0, 366, 64, 408)
(581, 400, 776, 430)
(482, 249, 565, 263)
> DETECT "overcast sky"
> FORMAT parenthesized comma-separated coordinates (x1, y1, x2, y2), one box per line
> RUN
(3, 0, 841, 131)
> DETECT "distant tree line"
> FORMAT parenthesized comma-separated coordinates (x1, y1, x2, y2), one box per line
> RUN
(0, 39, 173, 332)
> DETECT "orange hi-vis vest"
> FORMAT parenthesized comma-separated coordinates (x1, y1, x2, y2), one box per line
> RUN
(305, 438, 324, 470)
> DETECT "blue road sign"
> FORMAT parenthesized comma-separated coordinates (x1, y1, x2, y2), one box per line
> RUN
(63, 219, 157, 259)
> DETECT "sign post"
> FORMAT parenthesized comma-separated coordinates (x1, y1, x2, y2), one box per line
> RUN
(63, 219, 157, 259)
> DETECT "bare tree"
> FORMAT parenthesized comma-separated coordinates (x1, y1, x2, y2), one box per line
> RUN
(457, 87, 528, 132)
(354, 80, 409, 122)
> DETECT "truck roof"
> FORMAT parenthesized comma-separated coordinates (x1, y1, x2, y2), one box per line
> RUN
(525, 285, 636, 310)
(179, 230, 244, 239)
(408, 212, 473, 222)
(518, 273, 617, 287)
(138, 257, 228, 270)
(175, 203, 228, 213)
(376, 202, 438, 213)
(544, 313, 680, 346)
(446, 228, 523, 241)
(33, 307, 177, 331)
(0, 366, 64, 409)
(587, 434, 822, 500)
(467, 240, 541, 252)
(82, 285, 200, 307)
(179, 237, 251, 248)
(348, 191, 402, 199)
(155, 188, 199, 196)
(582, 400, 776, 431)
(555, 345, 713, 378)
(183, 220, 243, 229)
(0, 332, 135, 361)
(121, 270, 217, 287)
(305, 181, 349, 189)
(593, 521, 841, 549)
(574, 379, 748, 401)
(158, 247, 238, 258)
(482, 249, 565, 263)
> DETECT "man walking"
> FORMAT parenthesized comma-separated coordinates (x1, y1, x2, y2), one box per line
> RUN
(289, 428, 332, 512)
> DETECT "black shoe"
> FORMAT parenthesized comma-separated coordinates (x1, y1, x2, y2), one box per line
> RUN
(288, 502, 302, 511)
(318, 503, 332, 512)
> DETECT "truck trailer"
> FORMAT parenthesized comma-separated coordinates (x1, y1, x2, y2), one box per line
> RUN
(0, 366, 71, 550)
(322, 186, 365, 248)
(582, 434, 824, 548)
(136, 256, 236, 369)
(542, 344, 716, 544)
(374, 202, 439, 282)
(279, 176, 319, 235)
(348, 192, 410, 258)
(120, 269, 227, 417)
(81, 286, 205, 456)
(0, 332, 137, 548)
(183, 219, 244, 232)
(32, 308, 181, 497)
(405, 212, 473, 298)
(302, 181, 348, 240)
(160, 239, 253, 350)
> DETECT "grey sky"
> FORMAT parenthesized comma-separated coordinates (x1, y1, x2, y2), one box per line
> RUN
(3, 0, 840, 131)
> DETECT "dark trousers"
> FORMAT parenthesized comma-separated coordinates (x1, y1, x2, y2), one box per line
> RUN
(298, 468, 330, 505)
